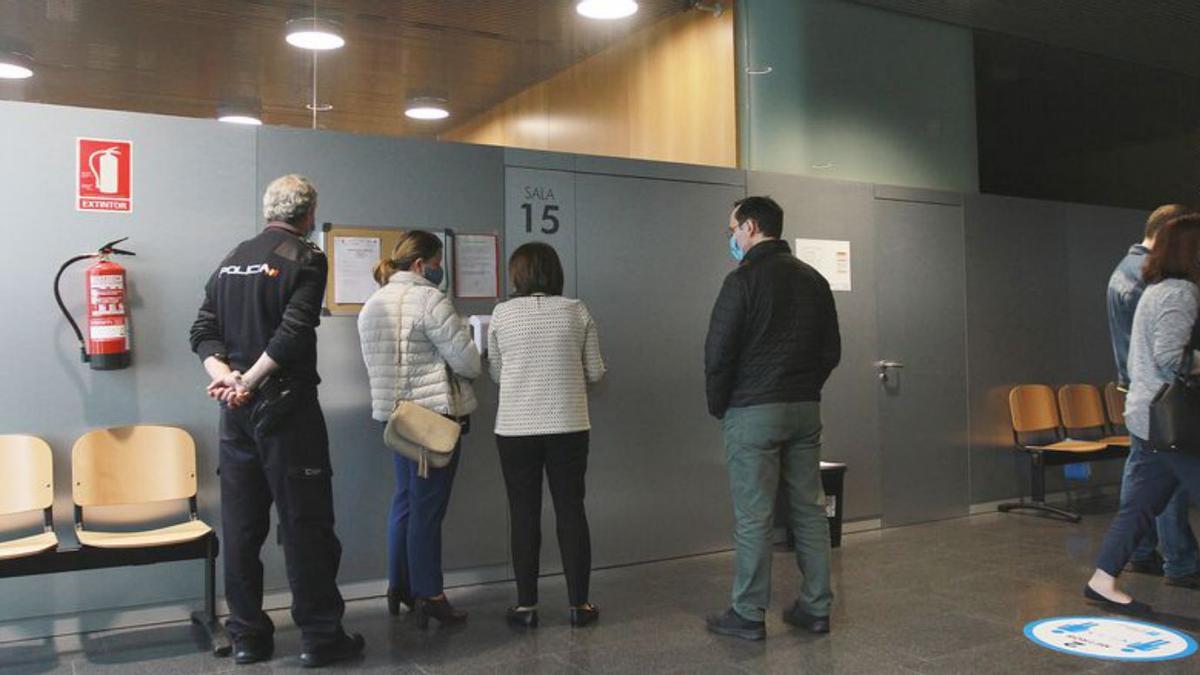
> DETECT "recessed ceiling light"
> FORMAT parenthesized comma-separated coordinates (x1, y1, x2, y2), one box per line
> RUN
(285, 17, 345, 51)
(405, 97, 450, 120)
(0, 51, 34, 79)
(217, 101, 263, 125)
(218, 115, 262, 126)
(576, 0, 639, 20)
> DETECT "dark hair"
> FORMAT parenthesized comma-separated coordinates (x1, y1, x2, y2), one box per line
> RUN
(733, 196, 784, 239)
(509, 242, 564, 296)
(373, 230, 443, 286)
(1146, 204, 1193, 240)
(1143, 214, 1200, 285)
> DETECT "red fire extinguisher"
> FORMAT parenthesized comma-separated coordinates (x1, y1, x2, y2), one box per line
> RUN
(54, 237, 136, 370)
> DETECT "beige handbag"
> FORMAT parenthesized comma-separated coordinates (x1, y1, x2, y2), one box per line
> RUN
(382, 285, 462, 477)
(385, 401, 460, 478)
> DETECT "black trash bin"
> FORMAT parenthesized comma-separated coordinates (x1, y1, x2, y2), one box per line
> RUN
(774, 461, 848, 549)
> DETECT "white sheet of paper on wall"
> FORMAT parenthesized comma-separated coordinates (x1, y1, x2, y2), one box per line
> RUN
(795, 238, 851, 292)
(333, 236, 382, 304)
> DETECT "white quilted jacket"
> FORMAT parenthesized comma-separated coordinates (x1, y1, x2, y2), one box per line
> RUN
(357, 271, 481, 422)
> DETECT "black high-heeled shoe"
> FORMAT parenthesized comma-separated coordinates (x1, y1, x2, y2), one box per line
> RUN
(387, 587, 414, 616)
(568, 603, 599, 627)
(506, 606, 539, 628)
(414, 596, 468, 629)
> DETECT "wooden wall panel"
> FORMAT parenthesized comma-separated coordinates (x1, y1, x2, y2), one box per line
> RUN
(443, 8, 737, 168)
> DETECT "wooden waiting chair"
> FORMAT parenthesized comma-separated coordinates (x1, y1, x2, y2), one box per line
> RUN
(1057, 384, 1131, 449)
(1103, 382, 1128, 434)
(72, 425, 213, 548)
(998, 385, 1109, 522)
(0, 435, 58, 561)
(70, 425, 228, 654)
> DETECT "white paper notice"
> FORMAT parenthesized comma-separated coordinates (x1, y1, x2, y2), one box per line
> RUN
(795, 238, 852, 292)
(334, 236, 381, 304)
(455, 234, 499, 299)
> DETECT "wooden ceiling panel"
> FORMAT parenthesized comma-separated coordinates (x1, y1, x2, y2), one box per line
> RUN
(0, 0, 689, 137)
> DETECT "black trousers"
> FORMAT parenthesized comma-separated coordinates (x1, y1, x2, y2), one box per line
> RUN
(496, 431, 591, 607)
(219, 390, 346, 649)
(1096, 434, 1200, 577)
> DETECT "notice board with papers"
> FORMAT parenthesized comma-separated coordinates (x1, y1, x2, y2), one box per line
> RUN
(322, 225, 403, 315)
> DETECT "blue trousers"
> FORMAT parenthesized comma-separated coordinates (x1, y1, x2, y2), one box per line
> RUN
(1122, 442, 1198, 577)
(388, 448, 460, 598)
(1097, 435, 1200, 577)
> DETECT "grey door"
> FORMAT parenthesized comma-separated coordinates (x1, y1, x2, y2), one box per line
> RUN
(574, 171, 746, 567)
(874, 196, 969, 526)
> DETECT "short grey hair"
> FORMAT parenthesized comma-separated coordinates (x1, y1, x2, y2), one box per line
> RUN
(262, 174, 317, 225)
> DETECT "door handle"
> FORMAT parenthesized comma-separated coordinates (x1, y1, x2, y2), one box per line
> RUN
(875, 360, 904, 382)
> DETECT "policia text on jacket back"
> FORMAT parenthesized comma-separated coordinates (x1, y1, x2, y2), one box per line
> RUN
(189, 175, 365, 668)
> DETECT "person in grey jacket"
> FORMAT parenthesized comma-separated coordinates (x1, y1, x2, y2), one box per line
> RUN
(1087, 214, 1200, 613)
(357, 230, 481, 627)
(1105, 203, 1198, 583)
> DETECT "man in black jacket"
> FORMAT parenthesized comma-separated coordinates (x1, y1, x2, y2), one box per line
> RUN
(190, 174, 363, 667)
(703, 196, 841, 641)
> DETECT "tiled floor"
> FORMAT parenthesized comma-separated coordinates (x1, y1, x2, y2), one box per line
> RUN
(3, 506, 1199, 674)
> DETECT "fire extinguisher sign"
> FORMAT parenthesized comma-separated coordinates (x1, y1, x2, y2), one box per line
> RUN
(76, 138, 132, 213)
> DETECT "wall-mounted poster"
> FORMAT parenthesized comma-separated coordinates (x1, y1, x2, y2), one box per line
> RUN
(332, 236, 381, 304)
(454, 234, 500, 299)
(795, 238, 852, 292)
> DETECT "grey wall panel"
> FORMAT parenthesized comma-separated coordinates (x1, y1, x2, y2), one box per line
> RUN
(503, 147, 576, 172)
(965, 194, 1070, 504)
(574, 154, 745, 186)
(746, 172, 882, 519)
(965, 194, 1137, 504)
(1063, 203, 1148, 384)
(873, 184, 964, 206)
(255, 128, 509, 584)
(0, 102, 256, 621)
(575, 173, 746, 564)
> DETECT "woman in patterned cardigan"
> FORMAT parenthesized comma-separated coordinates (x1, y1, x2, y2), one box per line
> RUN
(488, 242, 606, 628)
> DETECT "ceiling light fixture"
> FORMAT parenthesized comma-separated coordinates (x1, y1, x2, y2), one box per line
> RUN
(285, 17, 345, 50)
(0, 51, 34, 79)
(576, 0, 639, 20)
(217, 100, 263, 125)
(405, 96, 450, 121)
(218, 114, 263, 126)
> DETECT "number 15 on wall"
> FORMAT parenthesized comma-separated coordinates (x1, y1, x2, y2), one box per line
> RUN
(521, 203, 560, 234)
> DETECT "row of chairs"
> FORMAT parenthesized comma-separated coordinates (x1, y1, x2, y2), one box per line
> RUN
(0, 426, 227, 654)
(1000, 383, 1132, 523)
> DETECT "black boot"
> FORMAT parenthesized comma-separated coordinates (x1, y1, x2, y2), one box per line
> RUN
(782, 601, 830, 634)
(506, 606, 539, 628)
(298, 632, 365, 669)
(705, 608, 765, 641)
(568, 603, 600, 627)
(232, 636, 274, 665)
(414, 596, 468, 629)
(387, 586, 414, 616)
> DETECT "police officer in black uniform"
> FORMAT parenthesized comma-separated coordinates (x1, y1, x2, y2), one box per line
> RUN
(190, 174, 364, 668)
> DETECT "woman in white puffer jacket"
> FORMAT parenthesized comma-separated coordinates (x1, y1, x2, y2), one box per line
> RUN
(357, 230, 480, 628)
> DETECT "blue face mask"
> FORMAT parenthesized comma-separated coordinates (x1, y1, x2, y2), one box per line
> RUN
(423, 266, 445, 286)
(729, 231, 745, 262)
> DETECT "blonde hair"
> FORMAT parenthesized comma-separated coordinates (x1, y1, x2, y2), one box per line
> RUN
(373, 230, 443, 285)
(262, 174, 317, 225)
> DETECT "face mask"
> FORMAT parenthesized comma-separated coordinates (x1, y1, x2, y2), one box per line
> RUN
(423, 266, 445, 286)
(729, 231, 745, 262)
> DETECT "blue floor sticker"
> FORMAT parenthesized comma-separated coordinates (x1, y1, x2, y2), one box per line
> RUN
(1025, 616, 1197, 661)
